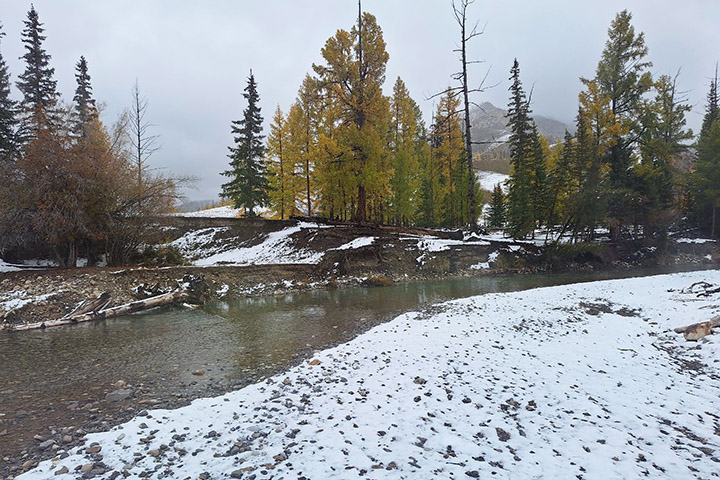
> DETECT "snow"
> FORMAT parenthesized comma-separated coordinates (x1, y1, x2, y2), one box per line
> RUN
(476, 170, 509, 192)
(0, 291, 57, 313)
(470, 250, 499, 270)
(0, 259, 21, 272)
(676, 237, 717, 244)
(332, 236, 376, 250)
(175, 206, 242, 218)
(194, 222, 324, 266)
(415, 236, 491, 253)
(19, 270, 720, 480)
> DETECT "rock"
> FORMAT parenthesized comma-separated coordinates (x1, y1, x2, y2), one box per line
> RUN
(308, 359, 320, 366)
(466, 471, 480, 478)
(55, 466, 69, 475)
(191, 369, 205, 376)
(34, 434, 47, 442)
(39, 439, 55, 449)
(148, 449, 161, 457)
(495, 427, 511, 442)
(62, 435, 73, 443)
(413, 377, 426, 385)
(230, 470, 244, 479)
(80, 463, 93, 473)
(86, 445, 102, 454)
(22, 460, 35, 470)
(106, 389, 132, 402)
(282, 377, 292, 386)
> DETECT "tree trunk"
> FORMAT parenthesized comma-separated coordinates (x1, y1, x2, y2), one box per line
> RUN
(9, 290, 193, 332)
(355, 184, 367, 222)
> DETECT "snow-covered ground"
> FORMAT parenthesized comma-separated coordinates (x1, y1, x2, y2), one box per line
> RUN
(191, 223, 325, 266)
(175, 205, 243, 218)
(20, 270, 720, 480)
(476, 170, 509, 192)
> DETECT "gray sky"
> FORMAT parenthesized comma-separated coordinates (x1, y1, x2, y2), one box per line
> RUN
(1, 0, 718, 201)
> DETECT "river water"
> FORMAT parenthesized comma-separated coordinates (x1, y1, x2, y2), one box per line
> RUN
(0, 266, 713, 465)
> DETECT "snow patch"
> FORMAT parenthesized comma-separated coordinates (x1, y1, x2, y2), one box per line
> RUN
(332, 236, 376, 251)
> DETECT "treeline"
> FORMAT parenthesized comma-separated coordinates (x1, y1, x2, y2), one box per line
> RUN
(221, 10, 477, 228)
(0, 6, 182, 267)
(223, 8, 720, 243)
(491, 11, 720, 243)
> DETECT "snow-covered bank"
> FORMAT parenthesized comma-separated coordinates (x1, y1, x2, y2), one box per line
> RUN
(19, 271, 720, 479)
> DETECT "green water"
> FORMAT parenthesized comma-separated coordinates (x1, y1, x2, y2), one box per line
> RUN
(0, 266, 714, 420)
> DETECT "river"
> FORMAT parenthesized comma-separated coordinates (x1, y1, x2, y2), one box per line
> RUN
(0, 265, 713, 470)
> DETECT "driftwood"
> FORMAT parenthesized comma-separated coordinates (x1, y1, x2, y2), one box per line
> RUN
(674, 315, 720, 341)
(10, 290, 192, 332)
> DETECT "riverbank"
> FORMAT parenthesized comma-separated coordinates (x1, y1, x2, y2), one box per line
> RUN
(14, 270, 720, 480)
(2, 218, 718, 328)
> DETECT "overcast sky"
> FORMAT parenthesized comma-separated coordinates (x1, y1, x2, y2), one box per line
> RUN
(1, 0, 718, 202)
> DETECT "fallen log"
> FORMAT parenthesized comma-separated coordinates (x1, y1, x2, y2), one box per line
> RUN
(9, 290, 192, 332)
(290, 215, 466, 240)
(60, 292, 112, 319)
(673, 315, 720, 341)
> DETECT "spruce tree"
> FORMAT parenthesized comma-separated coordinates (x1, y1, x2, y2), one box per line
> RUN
(691, 74, 720, 236)
(0, 23, 18, 159)
(72, 56, 97, 138)
(486, 184, 506, 229)
(16, 5, 60, 140)
(506, 59, 538, 238)
(221, 71, 268, 216)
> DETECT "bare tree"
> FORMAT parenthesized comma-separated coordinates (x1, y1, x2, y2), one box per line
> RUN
(430, 0, 492, 228)
(128, 80, 160, 208)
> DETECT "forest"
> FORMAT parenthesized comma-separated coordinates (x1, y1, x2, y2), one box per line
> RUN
(0, 3, 719, 269)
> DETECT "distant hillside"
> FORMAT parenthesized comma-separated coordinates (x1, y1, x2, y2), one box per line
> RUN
(469, 102, 572, 157)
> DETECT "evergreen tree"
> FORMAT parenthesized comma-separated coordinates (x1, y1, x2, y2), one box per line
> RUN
(486, 184, 506, 229)
(221, 71, 268, 216)
(72, 56, 97, 138)
(699, 66, 719, 140)
(505, 59, 540, 238)
(590, 10, 653, 238)
(16, 5, 60, 140)
(0, 23, 18, 159)
(636, 72, 692, 236)
(690, 73, 720, 236)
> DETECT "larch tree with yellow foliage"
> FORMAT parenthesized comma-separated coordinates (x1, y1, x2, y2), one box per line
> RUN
(312, 7, 392, 222)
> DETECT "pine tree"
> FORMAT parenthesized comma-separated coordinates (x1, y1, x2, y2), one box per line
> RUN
(221, 71, 268, 216)
(16, 5, 60, 140)
(72, 56, 97, 138)
(486, 184, 506, 229)
(0, 23, 18, 159)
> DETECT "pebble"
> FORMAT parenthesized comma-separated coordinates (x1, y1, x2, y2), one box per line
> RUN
(80, 463, 93, 473)
(191, 370, 205, 376)
(54, 466, 69, 475)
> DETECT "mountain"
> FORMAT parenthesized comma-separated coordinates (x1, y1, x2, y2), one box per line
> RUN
(469, 102, 572, 156)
